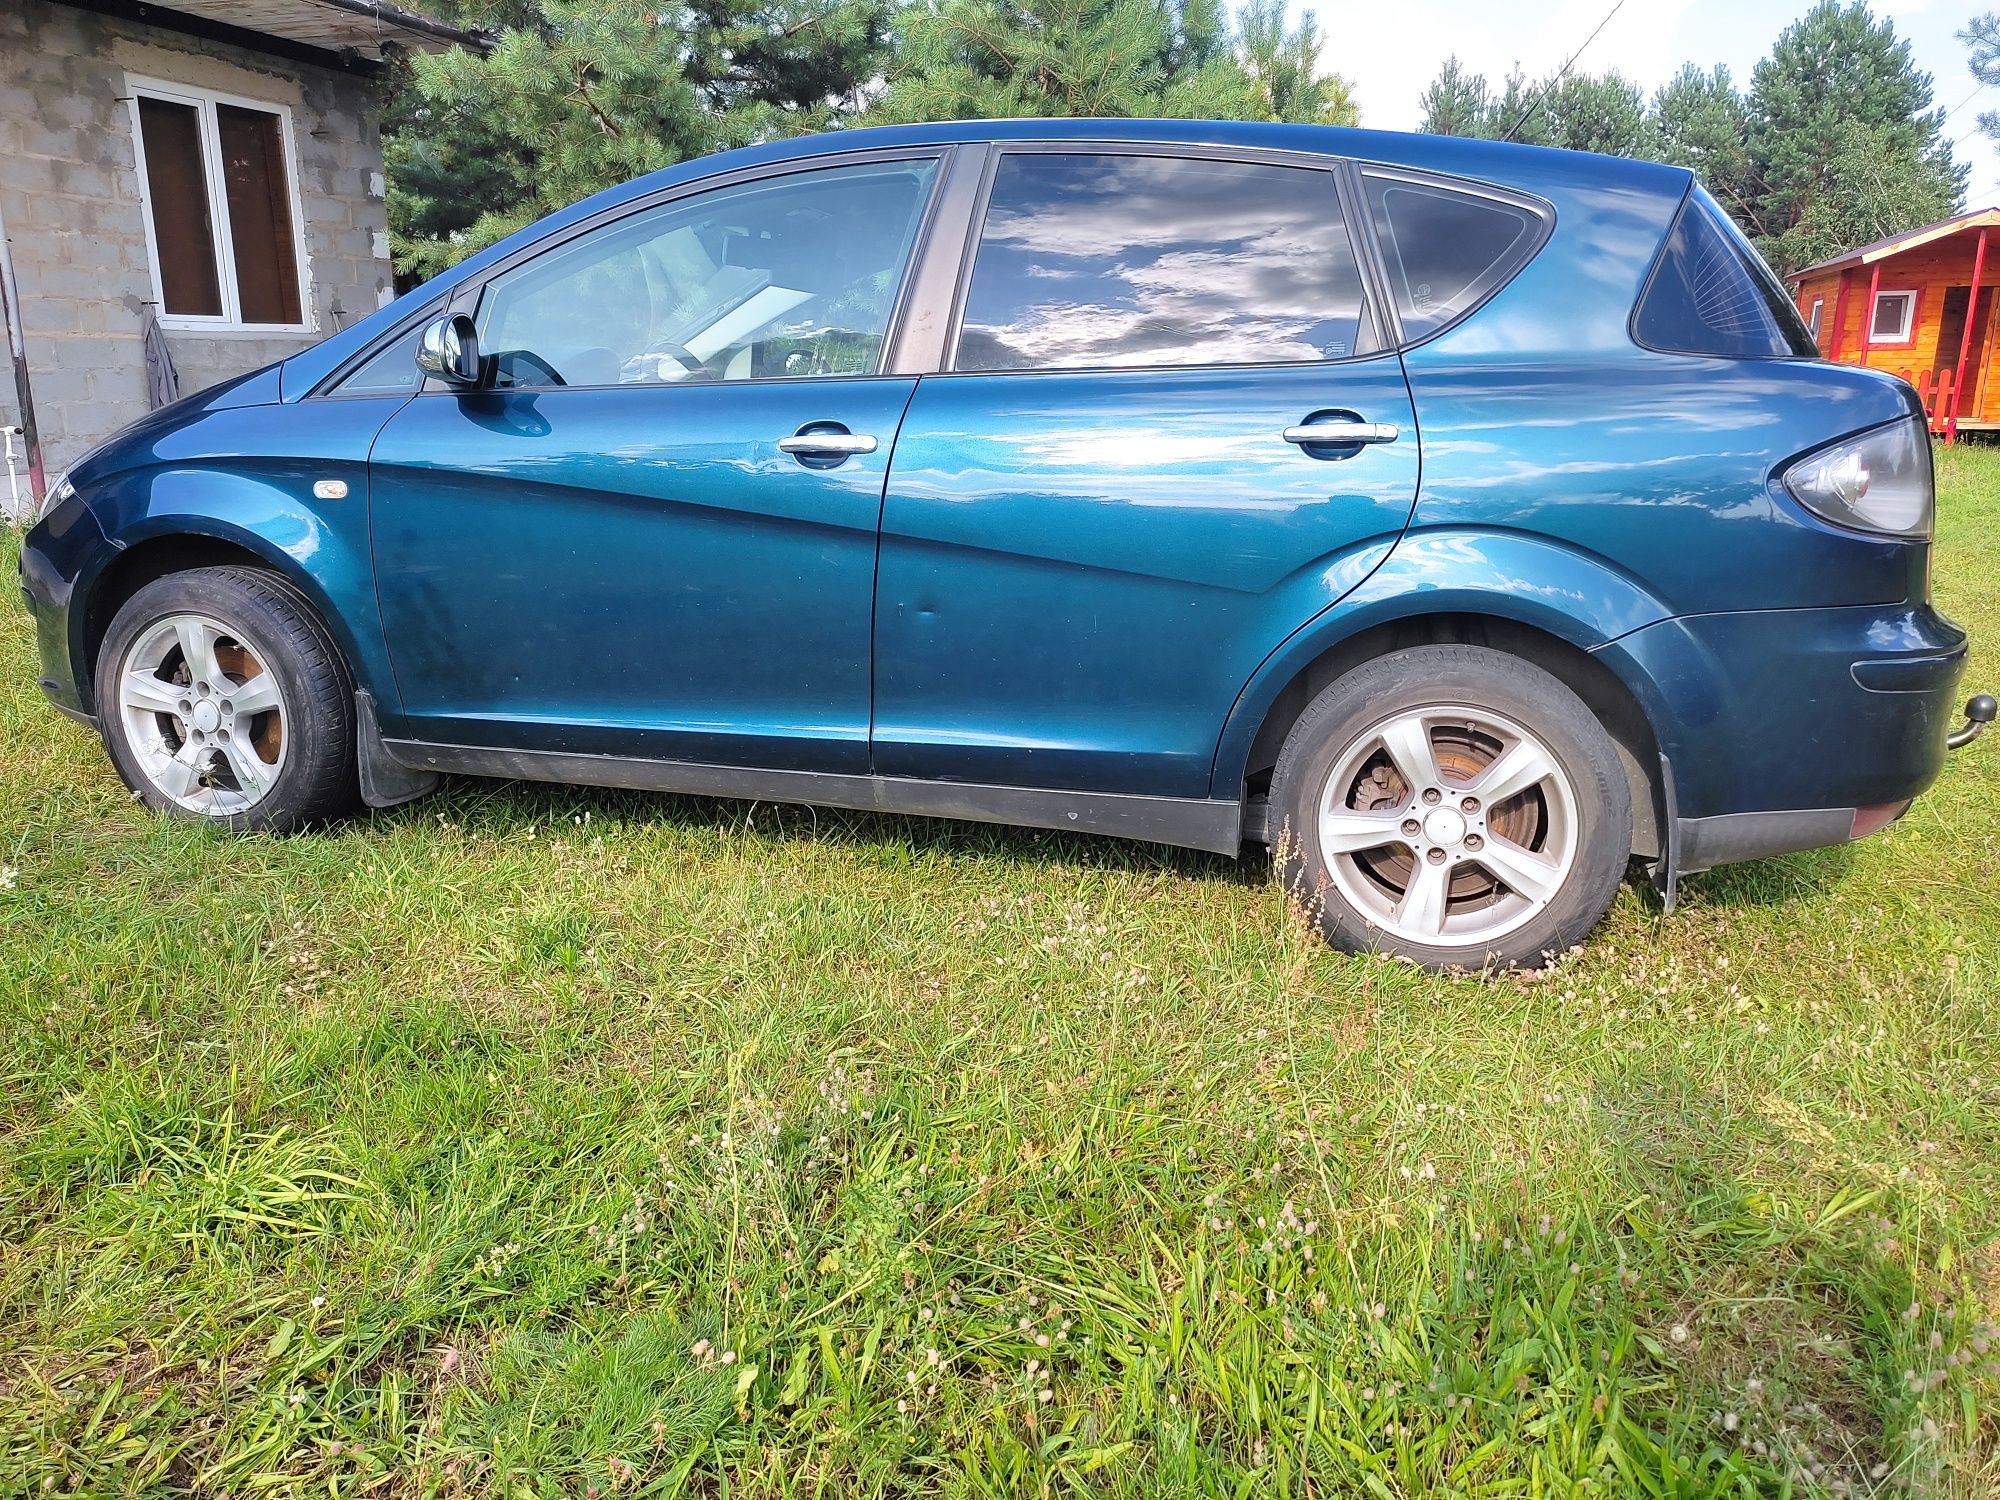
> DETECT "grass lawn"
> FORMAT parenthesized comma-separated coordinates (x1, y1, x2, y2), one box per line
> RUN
(2, 447, 1997, 1498)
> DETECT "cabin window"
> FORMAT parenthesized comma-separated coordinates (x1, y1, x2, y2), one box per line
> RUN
(127, 76, 309, 331)
(1806, 298, 1824, 342)
(1869, 290, 1917, 346)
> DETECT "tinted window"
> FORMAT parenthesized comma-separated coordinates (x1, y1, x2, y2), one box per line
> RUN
(474, 159, 937, 389)
(1363, 173, 1543, 341)
(329, 308, 439, 397)
(1633, 189, 1817, 358)
(954, 153, 1369, 372)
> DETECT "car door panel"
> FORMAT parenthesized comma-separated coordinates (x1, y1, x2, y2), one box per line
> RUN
(875, 364, 1417, 796)
(871, 146, 1419, 799)
(371, 379, 915, 770)
(366, 153, 943, 773)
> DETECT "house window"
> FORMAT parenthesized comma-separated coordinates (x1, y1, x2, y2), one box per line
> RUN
(1869, 289, 1916, 345)
(127, 77, 309, 330)
(1807, 297, 1824, 342)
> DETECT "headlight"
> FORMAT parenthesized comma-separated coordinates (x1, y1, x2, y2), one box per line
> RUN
(1780, 419, 1932, 538)
(35, 471, 75, 524)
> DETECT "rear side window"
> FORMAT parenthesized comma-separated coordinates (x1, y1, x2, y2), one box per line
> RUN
(954, 152, 1371, 372)
(1633, 190, 1817, 358)
(1363, 172, 1545, 341)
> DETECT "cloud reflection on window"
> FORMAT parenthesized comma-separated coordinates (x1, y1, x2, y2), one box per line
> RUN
(955, 154, 1367, 373)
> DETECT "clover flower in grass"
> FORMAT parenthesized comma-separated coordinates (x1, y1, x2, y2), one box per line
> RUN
(0, 865, 16, 890)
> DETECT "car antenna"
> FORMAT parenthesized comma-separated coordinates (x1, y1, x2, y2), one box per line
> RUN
(1500, 0, 1629, 144)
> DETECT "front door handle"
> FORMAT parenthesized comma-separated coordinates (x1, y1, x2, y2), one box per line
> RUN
(778, 430, 879, 457)
(1282, 419, 1399, 446)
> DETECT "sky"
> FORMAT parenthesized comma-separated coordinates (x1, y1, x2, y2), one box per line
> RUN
(1313, 0, 1998, 211)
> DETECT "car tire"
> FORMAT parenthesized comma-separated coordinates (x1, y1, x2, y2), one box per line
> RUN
(95, 567, 358, 832)
(1269, 645, 1632, 970)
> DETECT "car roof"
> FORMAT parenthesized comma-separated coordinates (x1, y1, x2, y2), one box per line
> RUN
(619, 116, 1688, 201)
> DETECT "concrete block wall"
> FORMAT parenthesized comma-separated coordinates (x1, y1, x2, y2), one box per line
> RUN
(0, 0, 393, 477)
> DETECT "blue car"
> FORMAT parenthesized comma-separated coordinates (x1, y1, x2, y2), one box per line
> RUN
(19, 120, 1990, 968)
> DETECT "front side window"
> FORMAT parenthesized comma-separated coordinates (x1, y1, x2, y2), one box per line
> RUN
(128, 78, 306, 330)
(473, 158, 938, 390)
(1363, 172, 1545, 342)
(1870, 290, 1916, 344)
(953, 152, 1370, 372)
(1632, 189, 1818, 359)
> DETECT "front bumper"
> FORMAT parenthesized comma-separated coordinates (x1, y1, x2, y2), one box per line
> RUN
(18, 496, 104, 722)
(1603, 600, 1970, 874)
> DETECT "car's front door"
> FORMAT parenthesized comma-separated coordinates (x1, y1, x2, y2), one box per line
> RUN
(873, 147, 1423, 798)
(369, 154, 941, 771)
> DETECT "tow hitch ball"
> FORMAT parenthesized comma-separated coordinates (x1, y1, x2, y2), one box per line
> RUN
(1950, 693, 1998, 751)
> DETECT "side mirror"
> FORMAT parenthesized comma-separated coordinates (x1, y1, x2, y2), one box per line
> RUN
(415, 313, 483, 387)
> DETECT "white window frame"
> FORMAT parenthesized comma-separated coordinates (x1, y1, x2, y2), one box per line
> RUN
(125, 74, 315, 335)
(1807, 297, 1824, 341)
(1868, 289, 1917, 347)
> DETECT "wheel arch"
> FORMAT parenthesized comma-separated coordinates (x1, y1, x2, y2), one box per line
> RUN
(74, 525, 368, 718)
(1227, 611, 1667, 861)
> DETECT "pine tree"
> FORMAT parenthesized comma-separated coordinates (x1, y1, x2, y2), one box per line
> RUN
(871, 0, 1353, 125)
(1535, 73, 1648, 157)
(1417, 56, 1487, 137)
(384, 0, 890, 279)
(1967, 13, 2000, 142)
(1234, 0, 1357, 125)
(1649, 64, 1754, 221)
(1746, 0, 1963, 270)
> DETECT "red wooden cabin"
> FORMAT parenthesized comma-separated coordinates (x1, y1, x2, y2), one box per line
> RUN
(1789, 206, 2000, 439)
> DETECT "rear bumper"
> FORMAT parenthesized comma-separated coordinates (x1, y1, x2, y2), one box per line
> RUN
(1603, 601, 1969, 873)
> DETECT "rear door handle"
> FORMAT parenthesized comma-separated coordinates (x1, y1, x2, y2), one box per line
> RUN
(1282, 420, 1399, 446)
(778, 431, 879, 457)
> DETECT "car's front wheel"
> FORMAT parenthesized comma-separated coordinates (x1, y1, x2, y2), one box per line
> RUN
(96, 567, 357, 831)
(1269, 645, 1632, 969)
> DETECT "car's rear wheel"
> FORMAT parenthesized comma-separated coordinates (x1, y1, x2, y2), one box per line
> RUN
(1269, 645, 1632, 969)
(96, 567, 357, 832)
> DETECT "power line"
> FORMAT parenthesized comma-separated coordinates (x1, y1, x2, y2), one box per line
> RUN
(1500, 0, 1629, 144)
(1943, 80, 1992, 125)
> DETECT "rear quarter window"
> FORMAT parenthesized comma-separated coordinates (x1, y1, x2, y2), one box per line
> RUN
(1632, 190, 1818, 359)
(1362, 172, 1548, 342)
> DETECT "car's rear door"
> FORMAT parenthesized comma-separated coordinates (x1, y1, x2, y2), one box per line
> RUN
(368, 152, 943, 772)
(872, 145, 1420, 798)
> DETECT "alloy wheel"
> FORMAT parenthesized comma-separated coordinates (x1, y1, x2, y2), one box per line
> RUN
(1315, 704, 1579, 949)
(114, 612, 289, 816)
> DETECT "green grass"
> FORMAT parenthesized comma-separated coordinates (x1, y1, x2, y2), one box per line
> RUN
(2, 447, 1998, 1498)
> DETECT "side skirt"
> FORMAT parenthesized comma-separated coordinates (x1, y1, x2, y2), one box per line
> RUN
(381, 739, 1247, 856)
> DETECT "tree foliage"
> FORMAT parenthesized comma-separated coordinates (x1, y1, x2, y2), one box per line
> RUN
(1415, 2, 1964, 274)
(1746, 1, 1962, 270)
(1960, 12, 2000, 144)
(383, 0, 1358, 277)
(870, 0, 1353, 125)
(385, 0, 891, 279)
